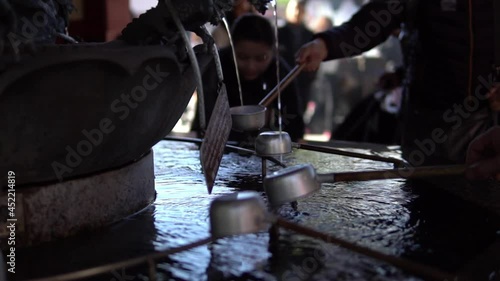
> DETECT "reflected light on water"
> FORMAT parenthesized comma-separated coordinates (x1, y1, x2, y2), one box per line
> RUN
(13, 140, 500, 281)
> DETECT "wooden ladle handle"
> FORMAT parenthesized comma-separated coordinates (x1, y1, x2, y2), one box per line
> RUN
(259, 64, 305, 107)
(274, 217, 457, 281)
(293, 142, 404, 165)
(317, 165, 466, 183)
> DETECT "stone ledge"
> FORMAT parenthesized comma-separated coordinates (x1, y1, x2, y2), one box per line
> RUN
(0, 150, 155, 249)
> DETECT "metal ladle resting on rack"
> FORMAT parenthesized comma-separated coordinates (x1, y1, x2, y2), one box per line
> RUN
(264, 163, 466, 206)
(254, 131, 405, 166)
(209, 191, 459, 281)
(33, 191, 460, 281)
(230, 64, 304, 131)
(252, 130, 403, 179)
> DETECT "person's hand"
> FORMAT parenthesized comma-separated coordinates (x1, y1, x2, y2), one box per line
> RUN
(465, 126, 500, 180)
(295, 38, 328, 72)
(487, 83, 500, 111)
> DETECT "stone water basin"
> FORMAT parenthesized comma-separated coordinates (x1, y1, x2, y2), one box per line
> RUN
(12, 139, 500, 281)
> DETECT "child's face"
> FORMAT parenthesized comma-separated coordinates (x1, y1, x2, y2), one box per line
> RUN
(235, 40, 273, 81)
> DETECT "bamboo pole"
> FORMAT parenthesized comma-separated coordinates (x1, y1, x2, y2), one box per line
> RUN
(317, 165, 466, 183)
(27, 237, 213, 281)
(294, 142, 404, 166)
(163, 136, 286, 168)
(259, 64, 305, 107)
(275, 217, 461, 281)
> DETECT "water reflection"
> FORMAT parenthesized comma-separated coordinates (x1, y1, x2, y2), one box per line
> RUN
(400, 180, 500, 272)
(15, 207, 158, 280)
(12, 140, 500, 280)
(151, 141, 500, 280)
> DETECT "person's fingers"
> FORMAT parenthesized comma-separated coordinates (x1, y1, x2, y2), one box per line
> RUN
(487, 83, 500, 111)
(295, 39, 327, 72)
(466, 156, 500, 180)
(466, 127, 499, 165)
(295, 47, 306, 64)
(296, 48, 318, 71)
(466, 127, 500, 180)
(486, 83, 500, 97)
(295, 46, 309, 64)
(304, 57, 320, 72)
(295, 41, 313, 62)
(465, 162, 481, 180)
(466, 137, 490, 165)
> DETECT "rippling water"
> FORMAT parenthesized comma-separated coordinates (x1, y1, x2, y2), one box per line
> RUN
(14, 140, 500, 281)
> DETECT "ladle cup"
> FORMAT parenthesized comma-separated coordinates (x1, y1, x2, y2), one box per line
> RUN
(30, 190, 455, 281)
(264, 163, 466, 206)
(230, 64, 304, 132)
(208, 191, 456, 281)
(252, 131, 292, 179)
(30, 191, 269, 281)
(209, 191, 269, 239)
(255, 131, 292, 156)
(230, 105, 267, 132)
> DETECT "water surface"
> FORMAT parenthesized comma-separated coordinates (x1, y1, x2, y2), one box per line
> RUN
(13, 140, 500, 281)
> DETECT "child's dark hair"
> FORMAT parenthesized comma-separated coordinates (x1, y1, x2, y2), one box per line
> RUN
(231, 14, 276, 47)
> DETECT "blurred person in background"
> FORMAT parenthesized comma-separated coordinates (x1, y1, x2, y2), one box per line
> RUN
(278, 0, 317, 114)
(303, 0, 400, 138)
(199, 14, 305, 143)
(211, 0, 257, 49)
(332, 66, 404, 144)
(303, 15, 337, 138)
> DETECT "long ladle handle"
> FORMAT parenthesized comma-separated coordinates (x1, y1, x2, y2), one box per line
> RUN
(162, 136, 286, 168)
(258, 64, 305, 107)
(293, 142, 404, 166)
(316, 165, 466, 183)
(274, 217, 458, 281)
(27, 237, 213, 281)
(165, 0, 205, 130)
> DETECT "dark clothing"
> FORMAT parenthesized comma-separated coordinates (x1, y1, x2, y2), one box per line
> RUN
(316, 0, 494, 108)
(279, 23, 314, 69)
(333, 91, 401, 145)
(200, 48, 305, 142)
(278, 22, 316, 112)
(316, 0, 496, 165)
(333, 67, 405, 144)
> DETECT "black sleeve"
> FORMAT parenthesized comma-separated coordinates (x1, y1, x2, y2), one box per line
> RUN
(314, 1, 405, 60)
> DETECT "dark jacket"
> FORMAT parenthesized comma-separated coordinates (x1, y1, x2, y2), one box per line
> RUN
(315, 0, 494, 109)
(316, 0, 496, 164)
(197, 47, 305, 142)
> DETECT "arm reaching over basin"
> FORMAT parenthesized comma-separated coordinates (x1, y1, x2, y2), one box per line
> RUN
(295, 0, 498, 166)
(466, 126, 500, 181)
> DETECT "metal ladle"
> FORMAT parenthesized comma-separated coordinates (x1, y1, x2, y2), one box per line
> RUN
(209, 191, 457, 281)
(254, 131, 403, 180)
(210, 191, 269, 238)
(162, 136, 286, 167)
(28, 191, 455, 281)
(29, 192, 268, 281)
(252, 131, 292, 179)
(255, 131, 405, 165)
(264, 163, 466, 206)
(230, 64, 304, 132)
